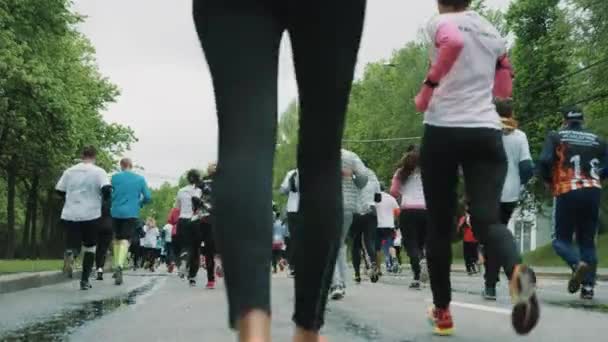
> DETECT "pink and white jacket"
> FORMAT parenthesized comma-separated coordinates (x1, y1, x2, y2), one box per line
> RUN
(416, 11, 513, 129)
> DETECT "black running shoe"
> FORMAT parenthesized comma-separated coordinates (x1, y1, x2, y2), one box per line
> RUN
(510, 265, 540, 335)
(80, 280, 92, 290)
(114, 267, 123, 286)
(189, 278, 196, 287)
(568, 262, 590, 294)
(370, 263, 380, 283)
(581, 286, 594, 300)
(483, 287, 497, 301)
(354, 275, 361, 284)
(409, 281, 421, 290)
(96, 269, 103, 281)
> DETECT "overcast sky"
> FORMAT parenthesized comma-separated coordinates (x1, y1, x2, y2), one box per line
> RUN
(73, 0, 511, 187)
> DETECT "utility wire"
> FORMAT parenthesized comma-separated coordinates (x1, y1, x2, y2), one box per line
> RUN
(343, 136, 421, 143)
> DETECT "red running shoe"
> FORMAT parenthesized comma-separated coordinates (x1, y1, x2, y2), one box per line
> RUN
(206, 281, 215, 289)
(428, 306, 454, 336)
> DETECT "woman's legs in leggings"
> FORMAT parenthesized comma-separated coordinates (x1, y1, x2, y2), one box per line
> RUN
(187, 222, 203, 280)
(202, 221, 216, 282)
(95, 229, 112, 271)
(350, 215, 363, 277)
(461, 132, 521, 282)
(290, 1, 364, 329)
(422, 126, 522, 309)
(194, 2, 281, 336)
(193, 0, 365, 337)
(362, 214, 377, 268)
(421, 127, 462, 309)
(401, 210, 422, 281)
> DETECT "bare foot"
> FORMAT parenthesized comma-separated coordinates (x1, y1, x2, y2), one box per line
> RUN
(238, 309, 271, 342)
(293, 327, 327, 342)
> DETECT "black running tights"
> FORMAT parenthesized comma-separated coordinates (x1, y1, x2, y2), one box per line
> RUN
(420, 125, 521, 309)
(193, 0, 366, 331)
(400, 209, 427, 281)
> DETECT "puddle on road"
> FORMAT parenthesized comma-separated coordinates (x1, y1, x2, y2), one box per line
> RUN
(0, 279, 158, 342)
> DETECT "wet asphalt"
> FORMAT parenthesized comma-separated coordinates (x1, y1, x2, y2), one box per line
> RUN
(1, 267, 607, 342)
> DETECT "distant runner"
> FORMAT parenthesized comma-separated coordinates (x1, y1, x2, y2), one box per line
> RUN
(539, 107, 607, 300)
(56, 146, 111, 290)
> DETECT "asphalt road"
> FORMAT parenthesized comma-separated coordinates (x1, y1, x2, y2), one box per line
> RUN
(1, 267, 607, 341)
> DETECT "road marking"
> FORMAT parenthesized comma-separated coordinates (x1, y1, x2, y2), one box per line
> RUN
(425, 299, 511, 315)
(450, 301, 511, 315)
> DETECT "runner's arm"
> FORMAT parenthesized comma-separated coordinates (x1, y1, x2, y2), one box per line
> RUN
(390, 170, 401, 198)
(416, 19, 464, 112)
(494, 54, 513, 98)
(538, 132, 558, 185)
(518, 132, 534, 185)
(141, 178, 152, 205)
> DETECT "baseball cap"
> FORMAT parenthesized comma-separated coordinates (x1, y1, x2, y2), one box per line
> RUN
(562, 106, 584, 121)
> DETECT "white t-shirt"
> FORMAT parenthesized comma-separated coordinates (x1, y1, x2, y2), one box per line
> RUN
(280, 169, 300, 213)
(424, 11, 506, 129)
(376, 192, 399, 229)
(176, 185, 202, 219)
(501, 129, 532, 202)
(141, 225, 159, 248)
(397, 169, 426, 209)
(162, 224, 173, 243)
(55, 162, 110, 222)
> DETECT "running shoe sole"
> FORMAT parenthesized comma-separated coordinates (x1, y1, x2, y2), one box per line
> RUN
(510, 265, 540, 335)
(568, 263, 590, 294)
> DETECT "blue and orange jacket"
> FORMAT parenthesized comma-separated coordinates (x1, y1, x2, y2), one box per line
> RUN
(538, 123, 608, 196)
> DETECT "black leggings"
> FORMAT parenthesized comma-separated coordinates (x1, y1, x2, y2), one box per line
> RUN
(180, 219, 208, 280)
(420, 125, 521, 309)
(484, 201, 517, 287)
(272, 249, 285, 271)
(95, 227, 113, 270)
(400, 209, 427, 281)
(193, 0, 365, 331)
(350, 213, 377, 276)
(463, 242, 479, 271)
(201, 221, 216, 282)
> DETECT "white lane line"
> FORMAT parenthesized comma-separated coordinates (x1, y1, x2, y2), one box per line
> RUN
(425, 299, 511, 315)
(451, 301, 511, 315)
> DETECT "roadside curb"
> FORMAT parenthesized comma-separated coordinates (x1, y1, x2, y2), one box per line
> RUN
(394, 264, 608, 281)
(0, 271, 82, 295)
(449, 267, 608, 281)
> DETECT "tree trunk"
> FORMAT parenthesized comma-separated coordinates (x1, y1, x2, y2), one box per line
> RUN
(22, 197, 31, 256)
(5, 156, 17, 258)
(29, 175, 40, 258)
(41, 188, 53, 254)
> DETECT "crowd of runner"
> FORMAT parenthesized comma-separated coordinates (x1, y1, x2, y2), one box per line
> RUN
(52, 0, 607, 340)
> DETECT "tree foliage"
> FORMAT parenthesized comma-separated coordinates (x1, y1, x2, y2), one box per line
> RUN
(0, 0, 136, 258)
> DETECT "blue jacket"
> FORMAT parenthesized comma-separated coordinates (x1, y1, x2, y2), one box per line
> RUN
(111, 171, 152, 219)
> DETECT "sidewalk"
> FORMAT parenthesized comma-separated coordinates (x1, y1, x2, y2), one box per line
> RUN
(0, 270, 80, 295)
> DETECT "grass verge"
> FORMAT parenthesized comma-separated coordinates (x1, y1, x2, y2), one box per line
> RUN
(0, 259, 63, 275)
